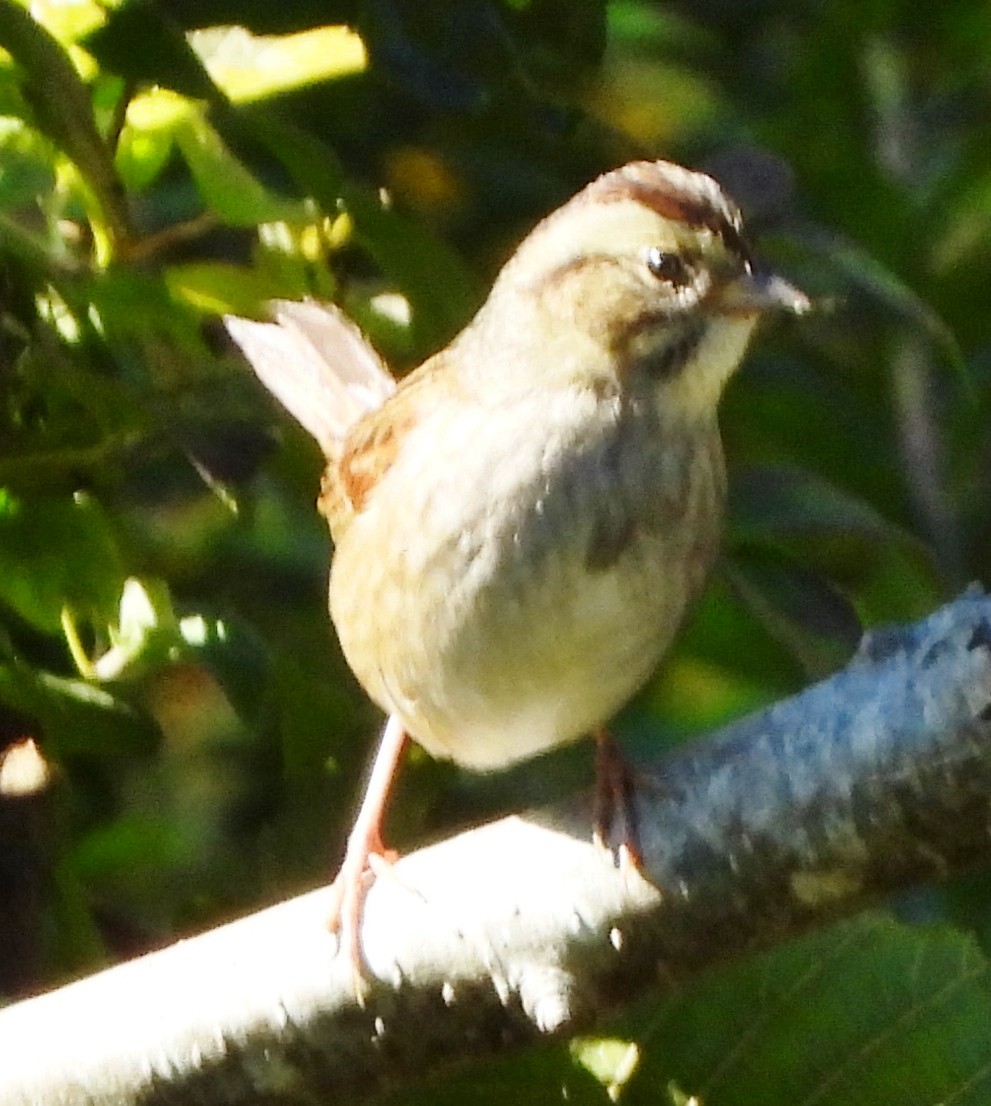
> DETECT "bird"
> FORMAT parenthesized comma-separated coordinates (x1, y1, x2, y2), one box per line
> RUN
(225, 158, 809, 973)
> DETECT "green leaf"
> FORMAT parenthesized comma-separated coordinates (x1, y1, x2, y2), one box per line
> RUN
(347, 192, 482, 350)
(0, 435, 141, 496)
(639, 575, 802, 742)
(0, 663, 159, 757)
(724, 547, 861, 678)
(730, 464, 924, 551)
(225, 110, 481, 346)
(114, 90, 178, 192)
(82, 0, 218, 101)
(829, 239, 966, 379)
(378, 1035, 612, 1106)
(635, 915, 991, 1106)
(164, 260, 293, 316)
(84, 577, 182, 681)
(177, 609, 271, 723)
(270, 652, 357, 786)
(0, 489, 124, 633)
(0, 116, 55, 209)
(781, 226, 967, 387)
(728, 466, 941, 626)
(0, 0, 128, 238)
(85, 267, 206, 360)
(173, 111, 308, 227)
(372, 919, 991, 1106)
(71, 816, 190, 897)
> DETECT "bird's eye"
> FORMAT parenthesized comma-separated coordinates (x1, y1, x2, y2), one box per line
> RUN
(645, 248, 689, 285)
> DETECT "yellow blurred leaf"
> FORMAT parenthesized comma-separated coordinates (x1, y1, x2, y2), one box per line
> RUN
(571, 1037, 641, 1102)
(190, 24, 366, 103)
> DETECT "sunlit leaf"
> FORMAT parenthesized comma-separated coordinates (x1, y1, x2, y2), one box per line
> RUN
(17, 0, 106, 45)
(571, 1037, 641, 1101)
(191, 24, 366, 103)
(0, 0, 127, 238)
(173, 111, 308, 227)
(115, 88, 184, 192)
(83, 577, 182, 682)
(165, 260, 303, 316)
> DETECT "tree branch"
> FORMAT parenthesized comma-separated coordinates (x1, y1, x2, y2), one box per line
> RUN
(3, 590, 991, 1105)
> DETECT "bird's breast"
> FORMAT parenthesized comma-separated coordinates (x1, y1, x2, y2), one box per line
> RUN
(329, 388, 725, 769)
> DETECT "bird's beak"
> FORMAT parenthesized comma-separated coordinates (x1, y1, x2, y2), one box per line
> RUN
(721, 268, 810, 316)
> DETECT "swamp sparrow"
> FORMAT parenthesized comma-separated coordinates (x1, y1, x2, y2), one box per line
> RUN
(226, 159, 808, 969)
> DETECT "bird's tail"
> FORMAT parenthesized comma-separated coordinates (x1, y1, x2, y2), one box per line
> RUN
(225, 300, 397, 459)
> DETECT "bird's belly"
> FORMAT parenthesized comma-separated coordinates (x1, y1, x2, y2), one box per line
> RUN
(329, 401, 722, 770)
(414, 540, 694, 768)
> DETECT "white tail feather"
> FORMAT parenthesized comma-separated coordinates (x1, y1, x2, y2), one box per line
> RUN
(225, 300, 396, 458)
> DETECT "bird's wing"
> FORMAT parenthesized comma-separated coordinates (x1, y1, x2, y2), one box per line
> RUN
(319, 353, 448, 539)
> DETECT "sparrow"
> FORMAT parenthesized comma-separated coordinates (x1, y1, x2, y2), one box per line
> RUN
(226, 158, 809, 972)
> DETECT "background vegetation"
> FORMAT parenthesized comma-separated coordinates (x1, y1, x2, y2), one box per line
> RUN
(1, 0, 990, 1101)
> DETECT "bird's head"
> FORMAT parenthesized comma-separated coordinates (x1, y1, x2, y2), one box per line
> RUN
(473, 160, 808, 418)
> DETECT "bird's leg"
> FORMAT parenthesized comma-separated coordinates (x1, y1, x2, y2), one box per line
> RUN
(327, 713, 407, 978)
(592, 728, 643, 871)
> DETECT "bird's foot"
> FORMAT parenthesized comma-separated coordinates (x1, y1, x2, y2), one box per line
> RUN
(327, 824, 398, 1000)
(326, 714, 408, 997)
(592, 729, 643, 871)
